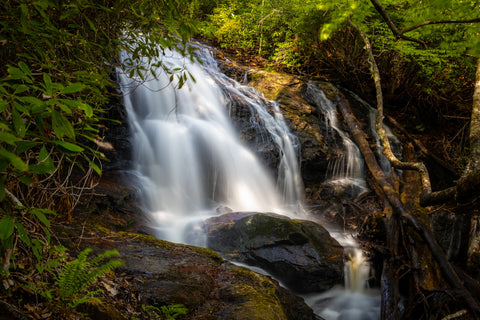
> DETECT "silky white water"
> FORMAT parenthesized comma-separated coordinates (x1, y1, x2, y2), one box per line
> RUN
(304, 234, 381, 320)
(305, 82, 367, 198)
(118, 44, 304, 244)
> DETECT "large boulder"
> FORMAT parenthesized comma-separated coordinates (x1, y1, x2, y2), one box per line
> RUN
(55, 225, 315, 320)
(204, 212, 344, 293)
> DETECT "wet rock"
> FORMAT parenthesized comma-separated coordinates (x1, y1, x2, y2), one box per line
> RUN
(204, 212, 344, 293)
(70, 230, 315, 320)
(215, 53, 330, 188)
(247, 71, 330, 186)
(73, 171, 146, 233)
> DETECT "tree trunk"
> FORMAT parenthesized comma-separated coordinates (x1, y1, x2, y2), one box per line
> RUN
(336, 92, 480, 319)
(456, 59, 480, 204)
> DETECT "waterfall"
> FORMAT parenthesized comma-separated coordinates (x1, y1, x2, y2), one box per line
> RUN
(117, 44, 303, 244)
(345, 89, 403, 176)
(304, 82, 367, 198)
(304, 235, 381, 320)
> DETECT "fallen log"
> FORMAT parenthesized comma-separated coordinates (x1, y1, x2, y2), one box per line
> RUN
(335, 92, 480, 319)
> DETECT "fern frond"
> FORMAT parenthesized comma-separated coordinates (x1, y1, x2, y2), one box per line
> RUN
(56, 248, 123, 304)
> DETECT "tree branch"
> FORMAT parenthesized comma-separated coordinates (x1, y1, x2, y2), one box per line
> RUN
(369, 0, 426, 47)
(351, 21, 436, 199)
(402, 18, 480, 34)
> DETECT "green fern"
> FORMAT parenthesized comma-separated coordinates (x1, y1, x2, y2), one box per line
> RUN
(56, 248, 124, 306)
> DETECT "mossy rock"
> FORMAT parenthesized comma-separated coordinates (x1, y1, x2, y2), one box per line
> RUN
(61, 226, 315, 320)
(204, 212, 344, 293)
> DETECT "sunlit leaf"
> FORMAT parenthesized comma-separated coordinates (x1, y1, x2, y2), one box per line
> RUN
(52, 141, 84, 152)
(61, 83, 86, 95)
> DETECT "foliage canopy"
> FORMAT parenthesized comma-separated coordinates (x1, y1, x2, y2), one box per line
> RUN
(0, 0, 196, 315)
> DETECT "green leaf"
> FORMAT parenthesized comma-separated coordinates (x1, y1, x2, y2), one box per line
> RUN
(0, 216, 15, 241)
(17, 96, 45, 114)
(55, 101, 72, 114)
(87, 159, 101, 175)
(61, 83, 86, 95)
(14, 84, 30, 94)
(0, 175, 6, 201)
(18, 174, 35, 186)
(79, 103, 93, 118)
(0, 147, 28, 171)
(7, 66, 32, 83)
(29, 146, 56, 174)
(0, 100, 8, 113)
(13, 101, 30, 115)
(52, 110, 75, 139)
(43, 73, 53, 96)
(0, 131, 21, 145)
(52, 141, 84, 152)
(16, 141, 40, 153)
(30, 209, 51, 227)
(12, 109, 26, 138)
(15, 221, 31, 246)
(18, 62, 32, 77)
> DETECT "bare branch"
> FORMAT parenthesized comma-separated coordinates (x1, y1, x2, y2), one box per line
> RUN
(402, 18, 480, 34)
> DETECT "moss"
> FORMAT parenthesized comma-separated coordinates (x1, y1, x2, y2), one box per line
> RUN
(223, 264, 288, 320)
(117, 231, 224, 264)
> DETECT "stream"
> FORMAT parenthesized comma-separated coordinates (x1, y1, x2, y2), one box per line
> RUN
(117, 42, 382, 319)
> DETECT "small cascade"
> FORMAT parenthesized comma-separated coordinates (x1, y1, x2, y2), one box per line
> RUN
(304, 82, 367, 198)
(305, 236, 381, 320)
(344, 89, 402, 176)
(117, 44, 304, 244)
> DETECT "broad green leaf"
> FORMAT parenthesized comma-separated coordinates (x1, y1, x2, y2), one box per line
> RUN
(7, 66, 32, 83)
(43, 73, 53, 96)
(52, 110, 75, 139)
(13, 101, 30, 115)
(55, 101, 72, 114)
(0, 100, 8, 113)
(15, 221, 31, 246)
(0, 216, 15, 241)
(31, 238, 43, 261)
(18, 61, 31, 77)
(17, 174, 35, 186)
(0, 147, 28, 171)
(16, 141, 39, 153)
(12, 109, 26, 138)
(52, 141, 84, 152)
(30, 209, 51, 227)
(29, 146, 55, 174)
(61, 83, 86, 95)
(0, 131, 21, 145)
(30, 147, 54, 174)
(79, 103, 93, 117)
(87, 158, 101, 175)
(13, 84, 29, 94)
(18, 96, 45, 114)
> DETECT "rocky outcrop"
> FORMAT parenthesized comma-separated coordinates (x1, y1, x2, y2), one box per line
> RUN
(203, 212, 344, 293)
(216, 54, 333, 190)
(57, 225, 315, 320)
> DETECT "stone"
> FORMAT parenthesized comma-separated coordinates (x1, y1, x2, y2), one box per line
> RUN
(69, 230, 316, 320)
(203, 212, 344, 293)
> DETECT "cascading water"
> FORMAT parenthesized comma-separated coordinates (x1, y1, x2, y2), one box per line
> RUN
(345, 89, 402, 176)
(118, 41, 382, 318)
(304, 82, 367, 198)
(304, 235, 381, 320)
(117, 44, 304, 244)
